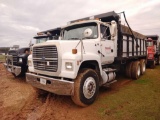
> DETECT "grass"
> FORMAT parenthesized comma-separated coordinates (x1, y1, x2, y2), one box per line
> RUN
(95, 66, 160, 120)
(0, 55, 5, 62)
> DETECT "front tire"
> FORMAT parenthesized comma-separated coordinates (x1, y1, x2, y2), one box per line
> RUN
(71, 69, 99, 107)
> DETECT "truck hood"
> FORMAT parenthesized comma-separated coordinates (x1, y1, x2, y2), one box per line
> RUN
(33, 39, 98, 56)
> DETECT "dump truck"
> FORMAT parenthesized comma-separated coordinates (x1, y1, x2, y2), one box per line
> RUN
(4, 47, 30, 77)
(146, 35, 160, 68)
(26, 11, 147, 106)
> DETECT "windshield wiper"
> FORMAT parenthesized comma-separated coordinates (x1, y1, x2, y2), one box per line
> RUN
(69, 38, 79, 40)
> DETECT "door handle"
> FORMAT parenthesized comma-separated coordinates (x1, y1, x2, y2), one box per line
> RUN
(98, 50, 105, 57)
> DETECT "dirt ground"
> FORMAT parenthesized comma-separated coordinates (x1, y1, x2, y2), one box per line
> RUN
(0, 63, 160, 120)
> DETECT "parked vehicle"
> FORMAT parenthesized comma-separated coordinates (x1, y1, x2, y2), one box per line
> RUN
(34, 27, 61, 43)
(146, 35, 160, 68)
(28, 27, 61, 73)
(26, 11, 147, 106)
(4, 47, 30, 77)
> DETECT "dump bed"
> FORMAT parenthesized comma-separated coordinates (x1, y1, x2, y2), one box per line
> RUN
(117, 25, 147, 60)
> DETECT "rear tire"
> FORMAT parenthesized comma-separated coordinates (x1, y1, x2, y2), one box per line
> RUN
(156, 56, 160, 65)
(131, 61, 141, 80)
(150, 60, 156, 69)
(71, 69, 99, 107)
(125, 62, 133, 78)
(140, 59, 146, 75)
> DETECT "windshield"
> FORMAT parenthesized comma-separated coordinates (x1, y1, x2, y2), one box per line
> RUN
(146, 41, 153, 47)
(35, 35, 59, 44)
(35, 36, 52, 43)
(62, 22, 98, 40)
(35, 37, 49, 44)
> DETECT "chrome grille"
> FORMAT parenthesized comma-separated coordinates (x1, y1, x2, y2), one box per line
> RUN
(33, 46, 58, 72)
(8, 51, 18, 65)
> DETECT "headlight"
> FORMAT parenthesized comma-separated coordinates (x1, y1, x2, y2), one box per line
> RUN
(28, 60, 32, 66)
(19, 58, 22, 63)
(65, 62, 73, 71)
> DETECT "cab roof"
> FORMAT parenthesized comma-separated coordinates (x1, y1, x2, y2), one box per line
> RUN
(146, 35, 159, 40)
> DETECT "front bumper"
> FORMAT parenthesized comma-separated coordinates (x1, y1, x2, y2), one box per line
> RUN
(26, 73, 74, 96)
(3, 63, 21, 76)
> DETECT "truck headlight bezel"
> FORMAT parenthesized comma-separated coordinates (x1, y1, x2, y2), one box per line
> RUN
(65, 62, 73, 71)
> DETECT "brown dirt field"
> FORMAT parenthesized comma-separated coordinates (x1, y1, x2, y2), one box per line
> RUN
(0, 63, 132, 120)
(0, 63, 160, 120)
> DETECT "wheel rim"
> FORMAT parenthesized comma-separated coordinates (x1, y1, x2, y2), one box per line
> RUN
(142, 62, 146, 72)
(137, 65, 140, 77)
(83, 77, 96, 99)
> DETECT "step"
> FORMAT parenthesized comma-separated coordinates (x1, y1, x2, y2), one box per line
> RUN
(103, 79, 117, 87)
(103, 68, 117, 72)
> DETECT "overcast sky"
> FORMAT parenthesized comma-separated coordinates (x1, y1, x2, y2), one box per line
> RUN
(0, 0, 160, 47)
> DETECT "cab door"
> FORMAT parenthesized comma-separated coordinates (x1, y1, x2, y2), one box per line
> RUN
(100, 24, 114, 65)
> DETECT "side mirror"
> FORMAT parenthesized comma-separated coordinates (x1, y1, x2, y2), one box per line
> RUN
(110, 20, 117, 38)
(83, 28, 92, 38)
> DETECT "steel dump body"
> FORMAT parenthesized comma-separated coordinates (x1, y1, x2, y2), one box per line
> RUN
(117, 25, 147, 61)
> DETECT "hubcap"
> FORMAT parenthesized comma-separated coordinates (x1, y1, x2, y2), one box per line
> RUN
(137, 65, 140, 76)
(83, 77, 96, 99)
(142, 63, 146, 72)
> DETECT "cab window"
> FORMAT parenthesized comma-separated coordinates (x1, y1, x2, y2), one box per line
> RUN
(100, 25, 111, 40)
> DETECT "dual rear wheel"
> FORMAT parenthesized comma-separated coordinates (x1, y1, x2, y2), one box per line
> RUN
(126, 59, 146, 79)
